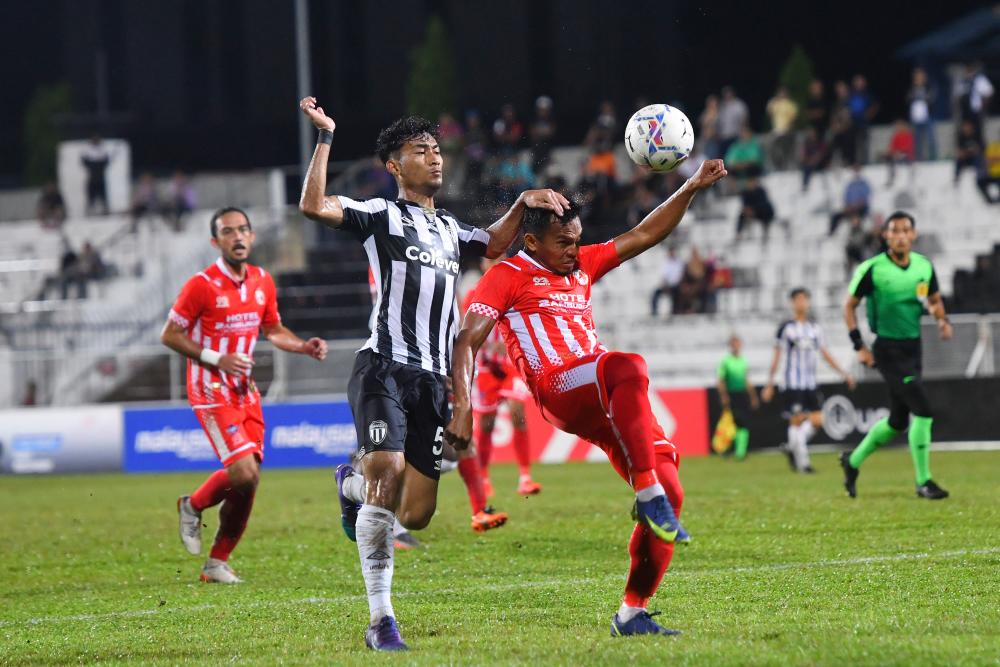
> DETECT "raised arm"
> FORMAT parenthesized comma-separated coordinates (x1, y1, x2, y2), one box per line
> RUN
(482, 189, 570, 259)
(444, 311, 498, 449)
(613, 159, 727, 262)
(298, 97, 346, 228)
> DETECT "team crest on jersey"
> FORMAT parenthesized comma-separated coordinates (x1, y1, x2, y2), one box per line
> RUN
(533, 276, 550, 286)
(574, 270, 589, 286)
(255, 288, 266, 305)
(368, 420, 388, 445)
(216, 296, 229, 308)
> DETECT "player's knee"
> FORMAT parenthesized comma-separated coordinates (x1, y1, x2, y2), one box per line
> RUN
(228, 464, 259, 491)
(479, 413, 496, 433)
(398, 504, 435, 530)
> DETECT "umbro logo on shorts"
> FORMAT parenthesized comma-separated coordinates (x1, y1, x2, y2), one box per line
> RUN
(368, 420, 388, 445)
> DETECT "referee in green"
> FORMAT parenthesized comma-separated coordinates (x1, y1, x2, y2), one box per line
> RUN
(841, 211, 953, 499)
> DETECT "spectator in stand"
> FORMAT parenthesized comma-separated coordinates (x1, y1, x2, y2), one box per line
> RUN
(166, 171, 197, 231)
(650, 245, 685, 317)
(37, 182, 66, 229)
(77, 241, 107, 292)
(801, 126, 831, 192)
(883, 120, 915, 186)
(492, 103, 523, 154)
(848, 75, 879, 164)
(845, 215, 868, 278)
(699, 94, 721, 159)
(583, 138, 617, 204)
(980, 129, 1000, 204)
(736, 176, 775, 242)
(130, 172, 160, 231)
(584, 100, 618, 151)
(58, 241, 82, 299)
(717, 86, 749, 158)
(725, 125, 765, 182)
(865, 213, 887, 257)
(954, 119, 984, 186)
(766, 86, 798, 170)
(528, 95, 557, 172)
(437, 112, 464, 159)
(81, 135, 111, 215)
(675, 247, 710, 314)
(828, 80, 856, 166)
(829, 165, 871, 236)
(954, 62, 994, 141)
(627, 182, 660, 228)
(21, 380, 38, 407)
(463, 110, 489, 196)
(907, 67, 937, 161)
(805, 79, 828, 136)
(495, 153, 535, 205)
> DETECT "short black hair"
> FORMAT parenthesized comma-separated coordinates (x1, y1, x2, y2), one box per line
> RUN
(210, 206, 251, 238)
(375, 116, 439, 163)
(789, 287, 811, 300)
(884, 210, 916, 230)
(522, 199, 581, 240)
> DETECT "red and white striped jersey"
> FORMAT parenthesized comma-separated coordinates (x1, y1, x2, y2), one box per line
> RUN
(466, 242, 621, 391)
(168, 258, 281, 408)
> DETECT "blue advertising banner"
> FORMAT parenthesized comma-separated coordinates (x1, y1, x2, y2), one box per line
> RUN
(123, 402, 357, 473)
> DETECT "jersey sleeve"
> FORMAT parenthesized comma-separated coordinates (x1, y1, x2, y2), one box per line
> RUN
(466, 265, 516, 321)
(717, 359, 728, 381)
(774, 321, 788, 348)
(168, 275, 209, 330)
(578, 241, 622, 284)
(928, 266, 940, 296)
(454, 218, 490, 259)
(261, 270, 281, 327)
(849, 260, 875, 299)
(336, 197, 388, 240)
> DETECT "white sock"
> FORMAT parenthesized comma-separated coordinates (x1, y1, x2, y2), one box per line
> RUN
(797, 421, 815, 467)
(800, 420, 816, 442)
(518, 473, 532, 484)
(788, 423, 809, 470)
(343, 472, 367, 504)
(393, 518, 407, 538)
(617, 602, 645, 622)
(356, 504, 395, 624)
(635, 482, 666, 503)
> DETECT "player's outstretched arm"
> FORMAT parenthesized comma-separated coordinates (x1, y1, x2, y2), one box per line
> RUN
(613, 159, 727, 263)
(298, 96, 346, 228)
(160, 319, 253, 375)
(482, 189, 570, 259)
(262, 323, 328, 360)
(445, 312, 498, 450)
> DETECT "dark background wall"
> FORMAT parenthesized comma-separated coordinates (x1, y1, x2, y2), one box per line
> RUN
(0, 0, 988, 181)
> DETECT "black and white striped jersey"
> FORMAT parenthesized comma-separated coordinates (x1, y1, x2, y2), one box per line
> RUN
(775, 319, 825, 390)
(338, 196, 490, 375)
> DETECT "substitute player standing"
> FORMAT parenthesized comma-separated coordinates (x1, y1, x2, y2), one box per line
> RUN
(163, 207, 328, 583)
(841, 211, 952, 499)
(762, 288, 855, 473)
(298, 97, 567, 651)
(447, 159, 728, 637)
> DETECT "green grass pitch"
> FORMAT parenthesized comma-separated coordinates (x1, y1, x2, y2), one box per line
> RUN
(2, 449, 998, 665)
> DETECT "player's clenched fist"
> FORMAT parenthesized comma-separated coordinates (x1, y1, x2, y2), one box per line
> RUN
(303, 337, 328, 361)
(300, 96, 335, 131)
(443, 410, 473, 451)
(687, 158, 727, 190)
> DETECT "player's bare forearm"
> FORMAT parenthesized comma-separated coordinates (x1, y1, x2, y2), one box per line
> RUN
(844, 295, 861, 334)
(298, 143, 345, 227)
(766, 348, 781, 388)
(160, 320, 204, 362)
(927, 293, 947, 321)
(263, 323, 328, 360)
(717, 380, 730, 407)
(483, 189, 570, 259)
(446, 313, 496, 449)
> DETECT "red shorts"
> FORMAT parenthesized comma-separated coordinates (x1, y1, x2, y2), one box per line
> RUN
(473, 366, 531, 413)
(194, 402, 265, 466)
(533, 352, 678, 481)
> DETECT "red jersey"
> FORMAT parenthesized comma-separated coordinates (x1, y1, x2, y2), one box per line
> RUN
(168, 258, 280, 408)
(466, 242, 621, 391)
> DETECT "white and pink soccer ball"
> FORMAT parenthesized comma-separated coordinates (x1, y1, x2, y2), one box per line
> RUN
(624, 103, 694, 172)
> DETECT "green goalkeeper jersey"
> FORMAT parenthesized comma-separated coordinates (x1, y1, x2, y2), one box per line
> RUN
(848, 251, 939, 340)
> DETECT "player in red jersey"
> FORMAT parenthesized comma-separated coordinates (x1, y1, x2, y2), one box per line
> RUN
(447, 159, 727, 636)
(161, 207, 328, 583)
(463, 259, 540, 498)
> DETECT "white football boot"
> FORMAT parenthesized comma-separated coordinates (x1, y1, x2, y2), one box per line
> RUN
(200, 558, 242, 584)
(177, 495, 202, 555)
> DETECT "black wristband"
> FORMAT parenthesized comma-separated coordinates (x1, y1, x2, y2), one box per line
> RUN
(849, 328, 863, 351)
(317, 129, 334, 145)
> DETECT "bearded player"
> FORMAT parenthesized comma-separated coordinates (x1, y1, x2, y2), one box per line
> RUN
(163, 207, 327, 583)
(447, 159, 727, 637)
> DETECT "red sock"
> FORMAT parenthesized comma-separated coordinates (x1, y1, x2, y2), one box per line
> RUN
(209, 487, 255, 561)
(190, 469, 231, 512)
(512, 428, 532, 477)
(457, 457, 487, 514)
(624, 454, 684, 607)
(603, 353, 656, 482)
(477, 418, 495, 473)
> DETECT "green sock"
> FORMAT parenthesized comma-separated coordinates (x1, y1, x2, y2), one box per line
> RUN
(909, 416, 933, 485)
(849, 417, 900, 469)
(734, 428, 749, 460)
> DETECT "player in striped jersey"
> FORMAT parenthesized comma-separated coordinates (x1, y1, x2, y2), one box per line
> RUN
(162, 207, 328, 583)
(762, 288, 855, 473)
(299, 98, 567, 651)
(447, 158, 728, 637)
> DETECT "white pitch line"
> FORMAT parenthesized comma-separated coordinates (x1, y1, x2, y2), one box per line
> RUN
(3, 547, 998, 628)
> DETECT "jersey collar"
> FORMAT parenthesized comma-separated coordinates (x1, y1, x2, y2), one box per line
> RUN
(517, 250, 556, 274)
(215, 257, 248, 285)
(884, 251, 911, 270)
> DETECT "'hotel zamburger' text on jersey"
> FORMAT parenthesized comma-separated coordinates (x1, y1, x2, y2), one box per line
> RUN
(338, 197, 490, 375)
(168, 258, 280, 408)
(466, 242, 621, 391)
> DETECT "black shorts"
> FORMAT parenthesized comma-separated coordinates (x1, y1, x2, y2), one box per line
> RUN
(729, 391, 752, 428)
(782, 389, 823, 416)
(347, 349, 449, 480)
(873, 337, 931, 428)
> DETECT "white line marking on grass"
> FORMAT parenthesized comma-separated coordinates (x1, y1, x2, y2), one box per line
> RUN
(4, 547, 997, 628)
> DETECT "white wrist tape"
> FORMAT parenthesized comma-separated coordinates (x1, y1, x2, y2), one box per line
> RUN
(199, 348, 222, 366)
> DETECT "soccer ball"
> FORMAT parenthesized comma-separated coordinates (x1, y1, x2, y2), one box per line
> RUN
(624, 104, 694, 172)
